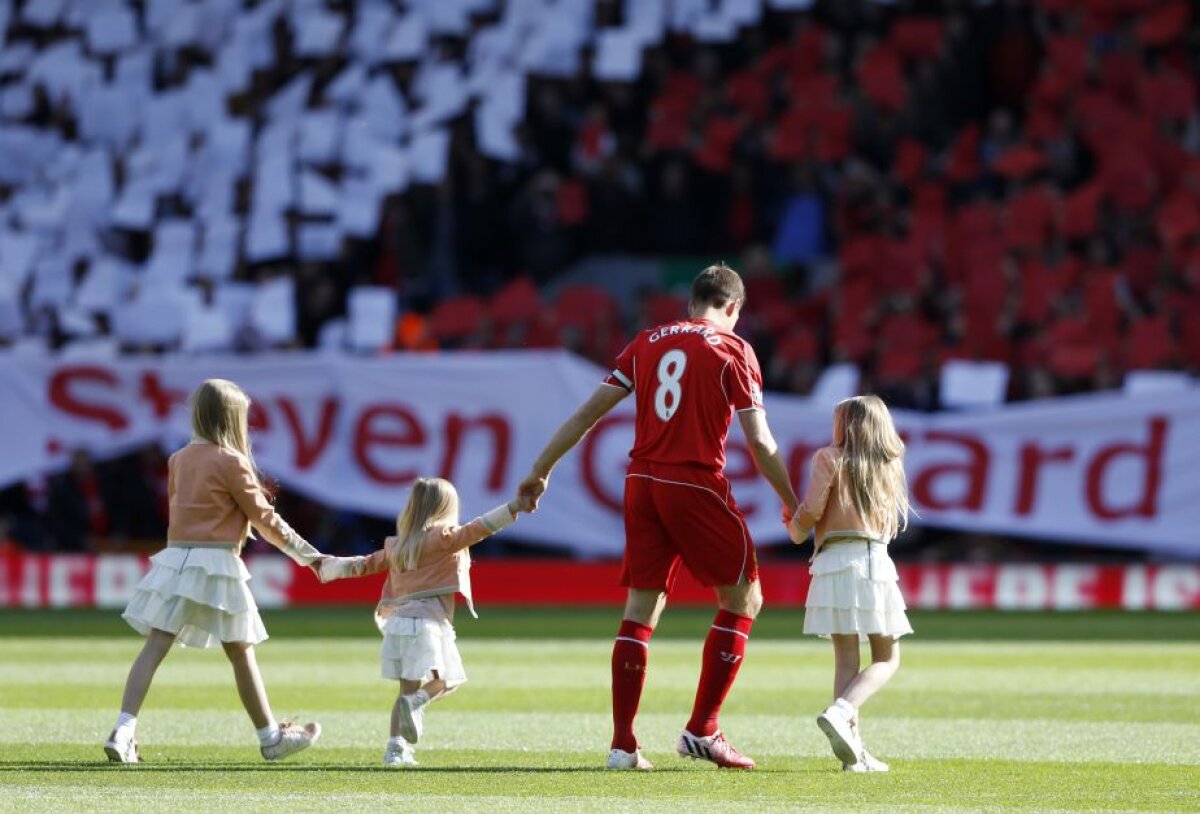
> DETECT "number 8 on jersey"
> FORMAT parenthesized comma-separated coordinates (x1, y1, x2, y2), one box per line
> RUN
(654, 350, 687, 421)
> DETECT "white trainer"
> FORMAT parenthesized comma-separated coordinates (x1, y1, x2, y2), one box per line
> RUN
(816, 705, 861, 766)
(396, 694, 426, 743)
(606, 748, 654, 770)
(384, 739, 418, 767)
(843, 748, 889, 773)
(260, 721, 321, 761)
(103, 730, 139, 764)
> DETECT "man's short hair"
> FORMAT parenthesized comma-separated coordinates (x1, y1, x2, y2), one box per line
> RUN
(690, 262, 746, 309)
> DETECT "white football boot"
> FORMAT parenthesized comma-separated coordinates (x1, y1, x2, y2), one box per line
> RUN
(606, 748, 654, 770)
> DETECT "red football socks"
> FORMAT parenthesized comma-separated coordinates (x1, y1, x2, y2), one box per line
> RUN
(686, 610, 754, 737)
(611, 620, 654, 752)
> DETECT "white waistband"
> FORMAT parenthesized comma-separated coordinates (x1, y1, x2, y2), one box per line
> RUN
(166, 540, 241, 550)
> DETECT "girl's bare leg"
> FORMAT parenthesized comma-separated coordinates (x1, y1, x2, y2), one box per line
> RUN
(842, 636, 900, 710)
(222, 641, 275, 729)
(830, 634, 861, 700)
(119, 629, 177, 716)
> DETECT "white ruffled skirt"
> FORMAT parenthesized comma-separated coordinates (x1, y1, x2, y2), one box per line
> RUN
(804, 541, 913, 641)
(379, 615, 467, 687)
(122, 547, 268, 649)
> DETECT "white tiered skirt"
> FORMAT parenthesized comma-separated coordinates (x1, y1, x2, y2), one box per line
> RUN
(803, 541, 913, 641)
(122, 547, 268, 649)
(379, 615, 468, 687)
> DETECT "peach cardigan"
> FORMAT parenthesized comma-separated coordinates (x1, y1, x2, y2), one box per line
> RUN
(318, 503, 517, 622)
(165, 441, 320, 565)
(790, 446, 886, 553)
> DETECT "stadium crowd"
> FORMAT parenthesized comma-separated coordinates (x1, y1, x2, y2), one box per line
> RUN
(1, 0, 1196, 556)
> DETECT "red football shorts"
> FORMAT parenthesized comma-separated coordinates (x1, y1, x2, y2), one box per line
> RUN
(619, 461, 759, 592)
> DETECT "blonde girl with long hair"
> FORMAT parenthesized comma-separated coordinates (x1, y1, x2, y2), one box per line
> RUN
(789, 395, 913, 773)
(106, 379, 326, 763)
(315, 478, 527, 767)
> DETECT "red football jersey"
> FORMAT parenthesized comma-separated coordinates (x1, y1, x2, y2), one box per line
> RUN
(604, 317, 764, 471)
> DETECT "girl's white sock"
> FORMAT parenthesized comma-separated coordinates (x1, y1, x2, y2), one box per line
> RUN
(256, 722, 281, 746)
(834, 697, 857, 717)
(411, 689, 431, 709)
(388, 736, 407, 749)
(113, 712, 137, 740)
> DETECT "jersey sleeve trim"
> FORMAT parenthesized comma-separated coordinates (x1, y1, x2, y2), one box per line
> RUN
(609, 369, 633, 391)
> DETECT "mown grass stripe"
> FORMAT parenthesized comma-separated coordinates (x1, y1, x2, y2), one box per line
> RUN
(3, 708, 1198, 765)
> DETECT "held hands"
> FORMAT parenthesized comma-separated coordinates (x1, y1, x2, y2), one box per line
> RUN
(308, 555, 331, 581)
(509, 496, 535, 515)
(516, 473, 549, 512)
(783, 504, 807, 545)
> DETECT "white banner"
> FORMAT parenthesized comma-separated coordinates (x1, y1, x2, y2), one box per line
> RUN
(1, 352, 1198, 556)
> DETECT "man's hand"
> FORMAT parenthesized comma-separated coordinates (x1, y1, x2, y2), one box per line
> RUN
(517, 474, 549, 512)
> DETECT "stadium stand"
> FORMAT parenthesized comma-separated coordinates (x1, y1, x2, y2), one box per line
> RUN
(0, 0, 1197, 556)
(0, 0, 1197, 406)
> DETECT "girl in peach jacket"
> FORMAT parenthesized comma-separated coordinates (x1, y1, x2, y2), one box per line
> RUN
(317, 477, 526, 767)
(789, 395, 913, 774)
(106, 379, 325, 764)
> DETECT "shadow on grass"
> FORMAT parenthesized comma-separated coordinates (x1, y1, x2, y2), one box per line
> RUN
(0, 760, 809, 775)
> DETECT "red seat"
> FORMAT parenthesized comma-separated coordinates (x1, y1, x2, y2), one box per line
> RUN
(644, 294, 687, 328)
(775, 328, 819, 365)
(1124, 316, 1175, 370)
(490, 277, 542, 326)
(1060, 182, 1104, 240)
(1047, 315, 1092, 348)
(523, 310, 564, 349)
(1083, 272, 1121, 337)
(1048, 345, 1100, 379)
(555, 285, 620, 333)
(874, 344, 924, 382)
(878, 312, 938, 353)
(743, 274, 787, 306)
(1005, 186, 1056, 250)
(1044, 315, 1101, 378)
(1016, 260, 1054, 325)
(429, 296, 487, 346)
(889, 17, 945, 60)
(744, 299, 795, 338)
(1182, 311, 1200, 368)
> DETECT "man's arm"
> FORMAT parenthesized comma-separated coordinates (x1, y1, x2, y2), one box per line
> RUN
(737, 409, 800, 517)
(518, 384, 630, 509)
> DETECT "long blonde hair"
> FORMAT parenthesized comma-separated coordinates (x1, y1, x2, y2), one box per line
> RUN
(191, 379, 264, 491)
(392, 478, 460, 571)
(835, 395, 911, 541)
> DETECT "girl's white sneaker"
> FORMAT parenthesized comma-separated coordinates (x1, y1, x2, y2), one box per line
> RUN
(384, 740, 418, 767)
(843, 749, 889, 773)
(396, 695, 425, 743)
(261, 721, 321, 761)
(103, 730, 139, 764)
(817, 705, 861, 766)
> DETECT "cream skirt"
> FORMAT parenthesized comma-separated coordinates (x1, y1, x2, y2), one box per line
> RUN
(380, 615, 468, 687)
(122, 547, 268, 649)
(803, 541, 913, 641)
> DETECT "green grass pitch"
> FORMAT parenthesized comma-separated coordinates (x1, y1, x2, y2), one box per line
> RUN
(1, 608, 1197, 813)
